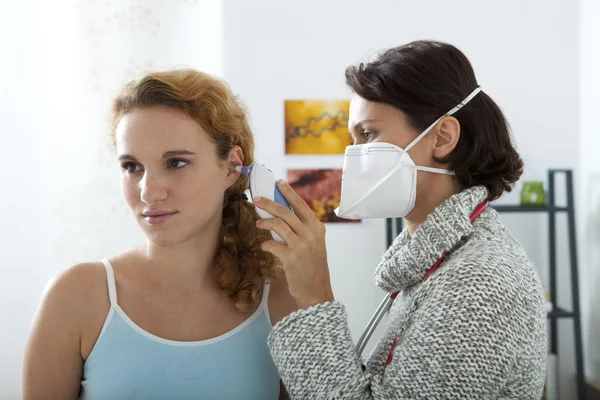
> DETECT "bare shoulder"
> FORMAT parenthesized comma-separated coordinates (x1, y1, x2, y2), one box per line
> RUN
(50, 249, 141, 304)
(35, 261, 114, 358)
(267, 273, 298, 326)
(38, 262, 110, 342)
(41, 262, 108, 316)
(23, 261, 111, 399)
(46, 262, 108, 307)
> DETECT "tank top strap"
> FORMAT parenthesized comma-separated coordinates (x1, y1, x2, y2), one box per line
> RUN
(261, 280, 272, 324)
(100, 259, 118, 307)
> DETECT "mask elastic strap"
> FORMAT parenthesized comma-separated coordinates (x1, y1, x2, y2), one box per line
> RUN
(404, 117, 442, 153)
(404, 86, 482, 153)
(413, 165, 456, 175)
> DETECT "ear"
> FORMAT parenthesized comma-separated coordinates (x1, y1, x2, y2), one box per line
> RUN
(223, 145, 244, 185)
(432, 116, 460, 159)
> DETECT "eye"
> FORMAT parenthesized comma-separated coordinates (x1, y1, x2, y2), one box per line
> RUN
(121, 162, 142, 174)
(167, 159, 189, 169)
(362, 131, 376, 142)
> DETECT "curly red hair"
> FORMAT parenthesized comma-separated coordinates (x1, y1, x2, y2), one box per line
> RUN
(110, 69, 279, 311)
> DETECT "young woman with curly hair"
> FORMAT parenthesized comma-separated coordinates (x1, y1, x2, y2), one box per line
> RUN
(23, 69, 296, 399)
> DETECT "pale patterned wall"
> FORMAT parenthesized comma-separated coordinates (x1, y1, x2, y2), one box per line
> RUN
(1, 1, 223, 396)
(38, 0, 223, 270)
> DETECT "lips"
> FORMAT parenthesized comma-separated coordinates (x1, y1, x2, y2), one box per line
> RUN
(142, 210, 178, 224)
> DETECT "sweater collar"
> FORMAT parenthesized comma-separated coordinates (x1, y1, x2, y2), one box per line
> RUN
(374, 186, 489, 292)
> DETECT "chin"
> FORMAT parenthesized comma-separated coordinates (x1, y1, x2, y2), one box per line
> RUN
(138, 223, 187, 248)
(142, 225, 210, 249)
(137, 212, 220, 248)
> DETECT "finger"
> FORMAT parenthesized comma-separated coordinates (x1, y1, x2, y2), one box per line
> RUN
(256, 217, 299, 246)
(254, 196, 306, 235)
(275, 180, 319, 224)
(260, 240, 290, 263)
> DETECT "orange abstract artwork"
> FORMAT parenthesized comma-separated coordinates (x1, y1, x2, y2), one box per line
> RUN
(285, 100, 352, 155)
(287, 169, 360, 223)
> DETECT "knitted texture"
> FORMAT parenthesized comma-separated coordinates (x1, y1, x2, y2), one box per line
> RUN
(268, 186, 547, 399)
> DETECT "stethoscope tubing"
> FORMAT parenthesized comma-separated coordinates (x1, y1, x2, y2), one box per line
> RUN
(355, 294, 395, 357)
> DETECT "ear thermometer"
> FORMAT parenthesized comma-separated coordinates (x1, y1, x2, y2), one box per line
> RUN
(236, 163, 293, 244)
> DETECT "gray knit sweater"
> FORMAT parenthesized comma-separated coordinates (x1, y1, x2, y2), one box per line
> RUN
(268, 186, 547, 399)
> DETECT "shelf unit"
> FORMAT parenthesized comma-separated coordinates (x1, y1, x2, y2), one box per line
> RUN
(384, 169, 585, 398)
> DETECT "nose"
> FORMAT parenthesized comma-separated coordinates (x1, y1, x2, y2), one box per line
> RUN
(140, 171, 168, 205)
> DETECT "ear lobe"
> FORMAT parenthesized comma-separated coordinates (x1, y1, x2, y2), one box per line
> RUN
(433, 116, 460, 158)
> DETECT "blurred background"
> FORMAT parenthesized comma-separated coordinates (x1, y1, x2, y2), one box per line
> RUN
(1, 0, 599, 398)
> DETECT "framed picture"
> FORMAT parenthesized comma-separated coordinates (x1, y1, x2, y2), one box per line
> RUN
(287, 169, 360, 223)
(285, 100, 352, 155)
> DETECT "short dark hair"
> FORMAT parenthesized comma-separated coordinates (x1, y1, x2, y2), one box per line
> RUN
(345, 40, 523, 201)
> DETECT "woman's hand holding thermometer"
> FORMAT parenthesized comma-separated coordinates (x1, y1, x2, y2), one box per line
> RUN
(237, 163, 335, 310)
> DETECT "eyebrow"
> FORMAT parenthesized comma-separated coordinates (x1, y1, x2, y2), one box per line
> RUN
(117, 149, 196, 161)
(163, 150, 196, 159)
(117, 154, 137, 161)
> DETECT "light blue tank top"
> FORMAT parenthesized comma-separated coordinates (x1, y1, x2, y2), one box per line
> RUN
(79, 259, 280, 399)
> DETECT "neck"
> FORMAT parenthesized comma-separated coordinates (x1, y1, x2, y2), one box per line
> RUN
(140, 217, 222, 290)
(405, 175, 461, 236)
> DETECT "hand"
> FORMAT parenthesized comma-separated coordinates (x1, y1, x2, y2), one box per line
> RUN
(254, 180, 335, 309)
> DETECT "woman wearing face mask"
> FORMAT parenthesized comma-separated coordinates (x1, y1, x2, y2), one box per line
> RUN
(255, 40, 547, 399)
(23, 70, 296, 399)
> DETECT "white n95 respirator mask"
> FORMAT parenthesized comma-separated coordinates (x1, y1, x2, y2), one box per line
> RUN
(335, 87, 482, 219)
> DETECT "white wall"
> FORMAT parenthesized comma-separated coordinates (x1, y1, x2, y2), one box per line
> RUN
(1, 0, 223, 398)
(222, 0, 580, 398)
(580, 0, 600, 384)
(0, 1, 45, 398)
